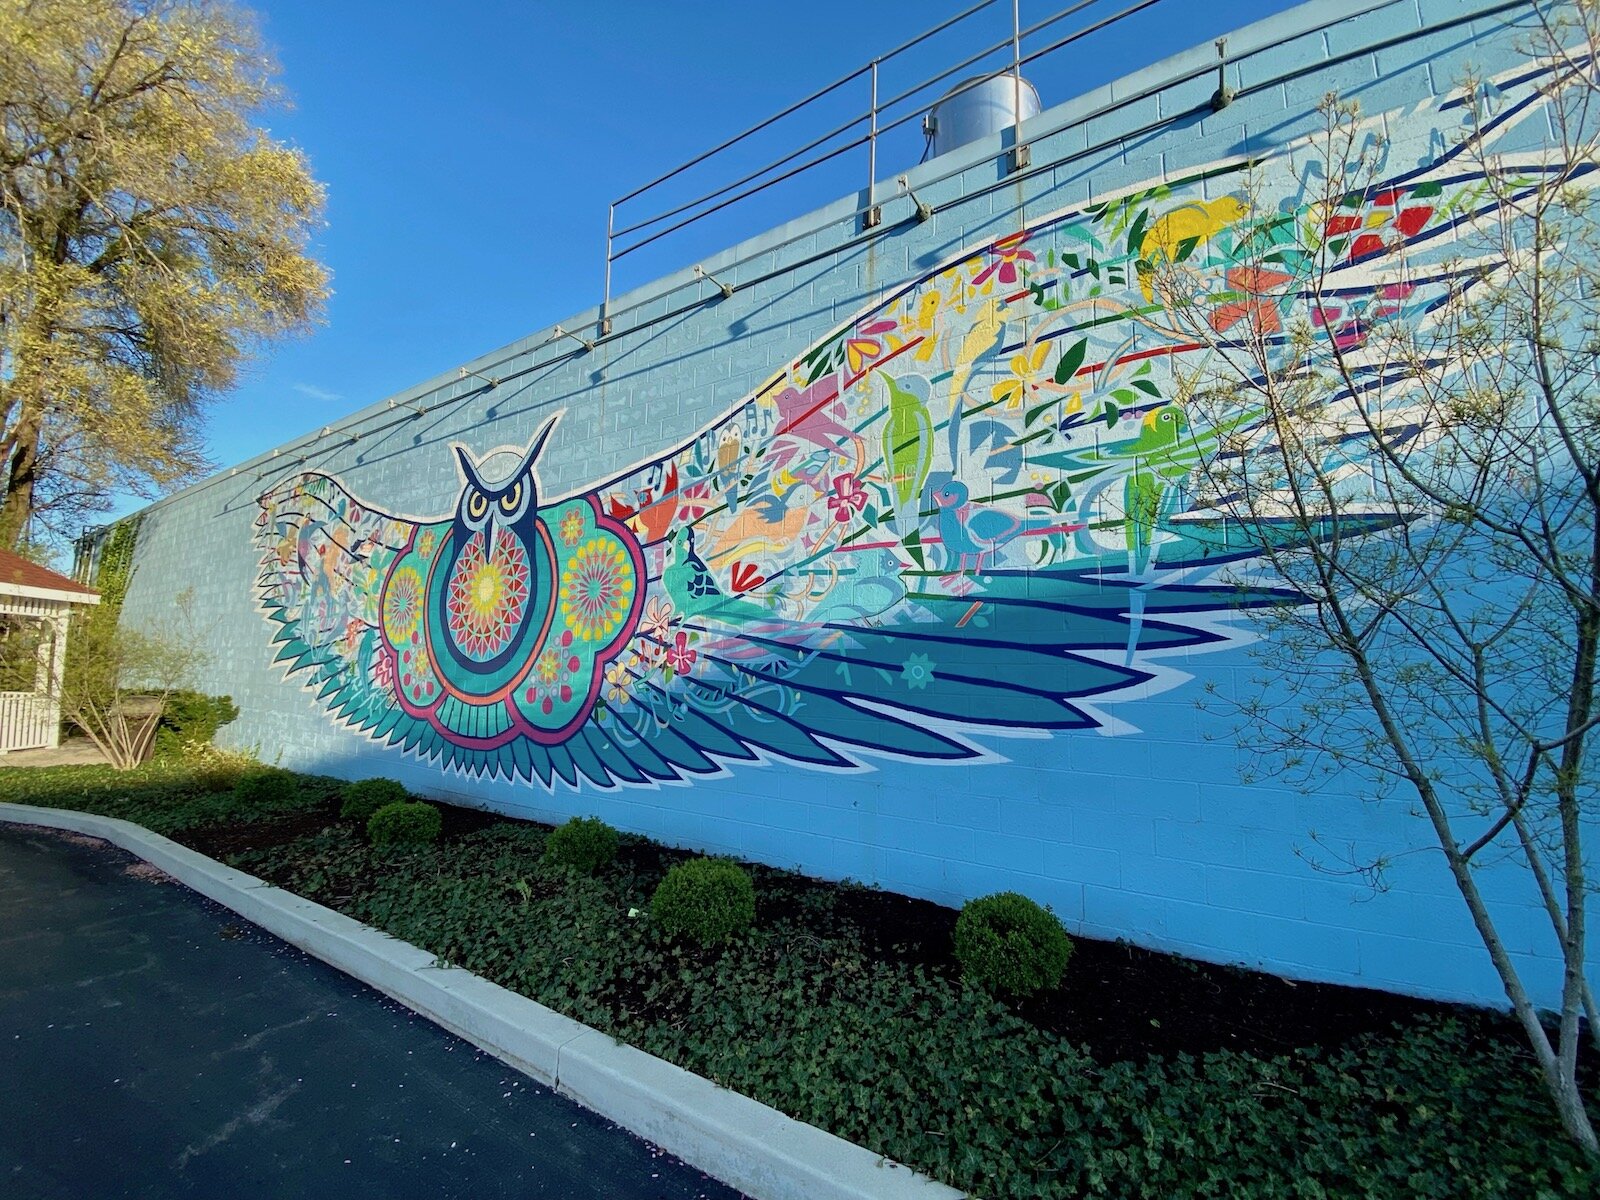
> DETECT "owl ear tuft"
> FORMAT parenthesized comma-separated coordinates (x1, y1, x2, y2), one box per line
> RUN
(452, 444, 485, 490)
(513, 411, 563, 482)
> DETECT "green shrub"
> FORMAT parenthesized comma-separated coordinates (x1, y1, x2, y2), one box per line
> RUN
(339, 777, 410, 823)
(152, 691, 240, 760)
(367, 800, 441, 847)
(650, 857, 755, 945)
(953, 891, 1073, 996)
(544, 816, 619, 873)
(232, 767, 299, 810)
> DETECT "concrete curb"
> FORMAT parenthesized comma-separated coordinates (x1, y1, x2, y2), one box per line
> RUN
(0, 804, 962, 1200)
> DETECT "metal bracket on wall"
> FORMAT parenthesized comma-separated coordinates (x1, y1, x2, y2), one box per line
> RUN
(458, 365, 501, 388)
(550, 325, 595, 353)
(1211, 39, 1234, 112)
(1009, 143, 1031, 173)
(862, 204, 882, 231)
(897, 175, 932, 222)
(694, 265, 734, 299)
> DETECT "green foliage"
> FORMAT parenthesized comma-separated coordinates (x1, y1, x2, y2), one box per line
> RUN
(233, 767, 299, 810)
(367, 800, 441, 847)
(953, 891, 1073, 996)
(0, 761, 314, 833)
(5, 767, 1595, 1197)
(339, 778, 409, 823)
(152, 691, 240, 760)
(544, 816, 619, 874)
(650, 857, 756, 945)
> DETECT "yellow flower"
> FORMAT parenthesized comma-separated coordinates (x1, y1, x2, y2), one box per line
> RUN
(989, 341, 1052, 410)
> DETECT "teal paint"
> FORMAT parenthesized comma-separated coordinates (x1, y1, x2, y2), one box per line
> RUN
(118, 0, 1595, 1009)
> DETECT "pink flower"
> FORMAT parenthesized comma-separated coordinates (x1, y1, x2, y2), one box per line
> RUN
(826, 473, 867, 523)
(972, 232, 1035, 288)
(665, 631, 698, 675)
(642, 594, 674, 642)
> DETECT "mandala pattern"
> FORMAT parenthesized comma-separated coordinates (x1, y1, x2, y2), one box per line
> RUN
(561, 539, 633, 642)
(446, 528, 530, 661)
(382, 565, 422, 644)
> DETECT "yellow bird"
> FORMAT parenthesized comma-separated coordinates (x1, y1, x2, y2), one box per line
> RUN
(1137, 195, 1249, 301)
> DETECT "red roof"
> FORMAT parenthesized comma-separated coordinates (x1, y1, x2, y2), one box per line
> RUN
(0, 547, 99, 598)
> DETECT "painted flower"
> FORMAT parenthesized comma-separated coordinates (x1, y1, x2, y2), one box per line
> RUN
(1210, 267, 1294, 337)
(642, 594, 674, 643)
(843, 318, 897, 375)
(522, 630, 579, 716)
(401, 635, 436, 703)
(664, 631, 698, 675)
(990, 340, 1052, 410)
(826, 473, 868, 523)
(561, 538, 634, 642)
(605, 659, 632, 705)
(559, 508, 586, 546)
(972, 232, 1035, 288)
(370, 650, 397, 701)
(416, 529, 437, 559)
(678, 480, 713, 523)
(901, 652, 936, 691)
(382, 565, 423, 644)
(534, 647, 563, 684)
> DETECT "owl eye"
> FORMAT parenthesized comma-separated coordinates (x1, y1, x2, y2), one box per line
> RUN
(499, 481, 523, 512)
(467, 492, 488, 519)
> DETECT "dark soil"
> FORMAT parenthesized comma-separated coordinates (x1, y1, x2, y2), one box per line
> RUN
(206, 795, 1569, 1070)
(182, 802, 337, 861)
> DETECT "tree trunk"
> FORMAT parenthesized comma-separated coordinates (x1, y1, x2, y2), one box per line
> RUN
(0, 409, 44, 551)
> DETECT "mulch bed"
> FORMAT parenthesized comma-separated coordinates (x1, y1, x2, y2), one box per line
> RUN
(191, 794, 1567, 1069)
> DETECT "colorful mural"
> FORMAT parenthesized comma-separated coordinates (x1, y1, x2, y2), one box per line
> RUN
(253, 56, 1583, 788)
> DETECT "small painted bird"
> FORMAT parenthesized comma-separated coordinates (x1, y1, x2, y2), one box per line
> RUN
(249, 72, 1523, 790)
(932, 481, 1059, 573)
(1138, 196, 1249, 301)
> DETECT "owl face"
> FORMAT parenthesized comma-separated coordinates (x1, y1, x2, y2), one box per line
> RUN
(451, 414, 560, 545)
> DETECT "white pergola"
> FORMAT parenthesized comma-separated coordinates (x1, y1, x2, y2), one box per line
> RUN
(0, 553, 99, 753)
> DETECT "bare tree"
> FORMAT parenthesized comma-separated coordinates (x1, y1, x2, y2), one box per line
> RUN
(1153, 3, 1600, 1154)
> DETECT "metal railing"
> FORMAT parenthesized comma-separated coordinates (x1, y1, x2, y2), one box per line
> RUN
(600, 0, 1171, 330)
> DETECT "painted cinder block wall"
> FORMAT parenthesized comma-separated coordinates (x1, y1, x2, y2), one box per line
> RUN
(118, 0, 1593, 1008)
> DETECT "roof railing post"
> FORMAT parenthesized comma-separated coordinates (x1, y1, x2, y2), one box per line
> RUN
(863, 61, 882, 230)
(600, 201, 616, 337)
(1009, 0, 1030, 172)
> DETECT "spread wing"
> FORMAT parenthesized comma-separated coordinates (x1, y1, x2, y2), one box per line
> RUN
(251, 65, 1573, 789)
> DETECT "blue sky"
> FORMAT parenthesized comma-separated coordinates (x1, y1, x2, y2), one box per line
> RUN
(174, 0, 1303, 506)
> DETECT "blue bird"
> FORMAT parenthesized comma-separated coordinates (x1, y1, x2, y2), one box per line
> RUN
(932, 481, 1059, 573)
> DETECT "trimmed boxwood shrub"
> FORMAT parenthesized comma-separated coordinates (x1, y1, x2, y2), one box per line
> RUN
(340, 778, 409, 823)
(232, 767, 298, 809)
(650, 857, 755, 945)
(152, 691, 240, 760)
(953, 891, 1073, 996)
(367, 800, 442, 847)
(544, 816, 619, 874)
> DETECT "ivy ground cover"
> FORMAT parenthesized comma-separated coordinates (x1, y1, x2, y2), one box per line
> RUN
(1, 762, 1593, 1199)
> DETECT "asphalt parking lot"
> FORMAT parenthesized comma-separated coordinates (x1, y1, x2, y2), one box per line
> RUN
(0, 823, 746, 1200)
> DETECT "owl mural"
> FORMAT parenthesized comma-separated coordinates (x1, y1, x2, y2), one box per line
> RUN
(254, 59, 1587, 788)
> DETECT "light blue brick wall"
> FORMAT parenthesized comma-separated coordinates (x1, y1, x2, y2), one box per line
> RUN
(117, 0, 1593, 1010)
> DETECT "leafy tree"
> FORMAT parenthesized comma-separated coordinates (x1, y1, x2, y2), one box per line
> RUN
(1159, 5, 1600, 1153)
(0, 0, 328, 548)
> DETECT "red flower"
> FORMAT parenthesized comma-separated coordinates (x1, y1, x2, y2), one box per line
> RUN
(1209, 267, 1293, 336)
(973, 232, 1035, 288)
(665, 631, 697, 674)
(729, 561, 767, 593)
(826, 473, 868, 523)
